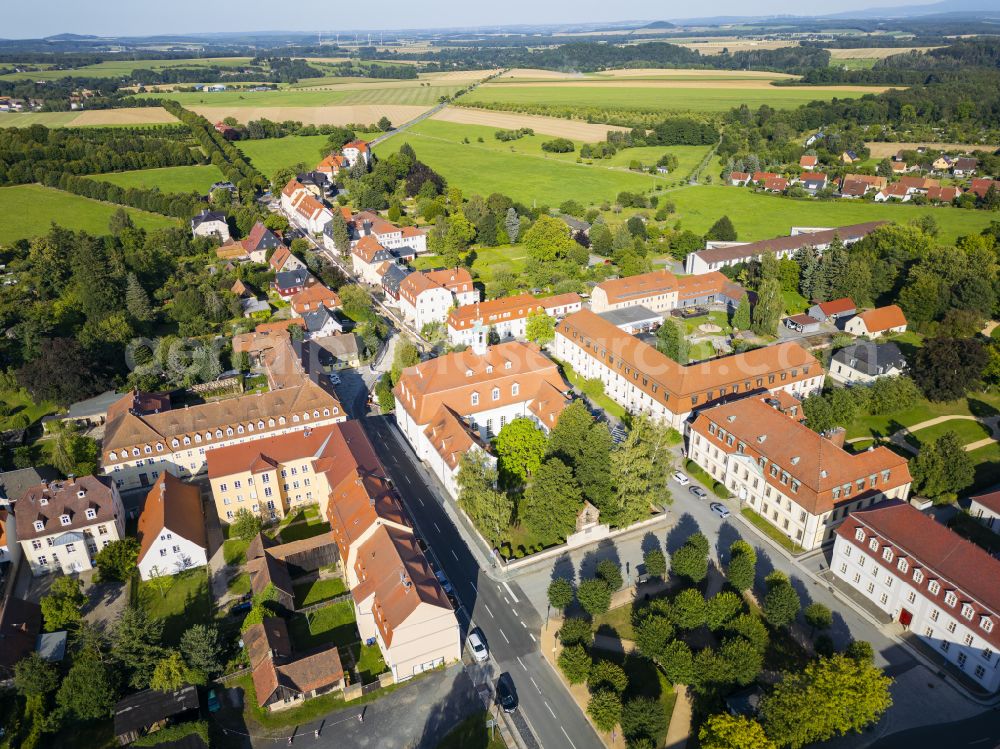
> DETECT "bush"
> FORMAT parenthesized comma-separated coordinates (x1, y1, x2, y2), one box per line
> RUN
(541, 138, 575, 153)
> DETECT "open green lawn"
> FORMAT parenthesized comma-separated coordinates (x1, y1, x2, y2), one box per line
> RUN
(669, 186, 997, 244)
(0, 388, 58, 431)
(288, 600, 358, 650)
(277, 517, 331, 543)
(592, 604, 637, 641)
(413, 243, 530, 282)
(376, 120, 667, 207)
(223, 537, 249, 566)
(236, 134, 329, 177)
(292, 577, 348, 608)
(435, 711, 508, 749)
(94, 164, 226, 194)
(687, 340, 718, 362)
(355, 643, 388, 684)
(0, 57, 254, 81)
(137, 568, 212, 645)
(136, 85, 460, 108)
(464, 82, 883, 113)
(905, 419, 994, 448)
(845, 393, 1000, 441)
(0, 184, 178, 241)
(969, 441, 1000, 491)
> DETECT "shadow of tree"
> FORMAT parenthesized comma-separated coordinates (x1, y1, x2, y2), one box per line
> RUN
(666, 513, 701, 555)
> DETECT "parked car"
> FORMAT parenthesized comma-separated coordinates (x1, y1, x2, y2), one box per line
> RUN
(672, 471, 690, 486)
(688, 485, 708, 499)
(230, 600, 252, 615)
(709, 502, 731, 519)
(207, 689, 220, 713)
(328, 373, 342, 385)
(496, 673, 518, 713)
(416, 537, 428, 553)
(468, 630, 489, 663)
(435, 569, 454, 594)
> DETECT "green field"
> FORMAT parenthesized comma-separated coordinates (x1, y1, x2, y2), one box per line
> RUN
(906, 419, 995, 448)
(0, 112, 83, 128)
(95, 164, 226, 193)
(464, 83, 882, 113)
(669, 185, 996, 244)
(236, 134, 330, 176)
(0, 184, 179, 241)
(376, 120, 667, 206)
(0, 57, 253, 81)
(136, 84, 461, 108)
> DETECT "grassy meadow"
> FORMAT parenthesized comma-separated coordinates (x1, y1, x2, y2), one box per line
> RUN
(94, 164, 226, 193)
(0, 57, 253, 81)
(236, 132, 381, 177)
(0, 184, 178, 241)
(136, 84, 461, 108)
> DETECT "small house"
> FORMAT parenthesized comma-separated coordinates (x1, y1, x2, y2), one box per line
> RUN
(969, 490, 1000, 532)
(302, 307, 345, 338)
(952, 157, 978, 177)
(840, 150, 860, 164)
(829, 341, 906, 385)
(800, 155, 818, 170)
(113, 685, 200, 745)
(190, 210, 230, 242)
(274, 269, 313, 300)
(729, 171, 751, 186)
(135, 473, 208, 581)
(808, 297, 856, 322)
(783, 314, 821, 334)
(844, 305, 908, 337)
(763, 176, 788, 193)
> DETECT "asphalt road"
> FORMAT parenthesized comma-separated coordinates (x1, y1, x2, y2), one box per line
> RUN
(363, 415, 604, 749)
(867, 708, 1000, 749)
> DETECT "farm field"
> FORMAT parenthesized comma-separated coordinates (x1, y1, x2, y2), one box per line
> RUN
(94, 164, 226, 193)
(0, 56, 253, 81)
(495, 67, 797, 81)
(191, 104, 427, 127)
(865, 141, 996, 158)
(0, 107, 178, 128)
(137, 84, 461, 108)
(375, 119, 669, 205)
(432, 105, 629, 140)
(0, 184, 178, 241)
(236, 132, 380, 177)
(668, 185, 997, 244)
(827, 47, 940, 59)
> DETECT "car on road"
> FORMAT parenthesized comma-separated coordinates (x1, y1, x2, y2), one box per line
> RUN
(207, 689, 220, 713)
(496, 673, 518, 713)
(709, 502, 731, 519)
(688, 485, 708, 499)
(435, 569, 454, 594)
(672, 471, 690, 486)
(416, 537, 428, 553)
(468, 630, 489, 663)
(447, 592, 459, 610)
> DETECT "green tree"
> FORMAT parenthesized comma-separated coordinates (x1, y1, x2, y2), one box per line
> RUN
(94, 538, 139, 582)
(607, 415, 673, 526)
(671, 589, 708, 630)
(761, 655, 893, 749)
(705, 215, 737, 241)
(548, 577, 575, 613)
(125, 272, 154, 324)
(494, 417, 548, 487)
(752, 277, 783, 335)
(180, 624, 222, 679)
(912, 337, 987, 402)
(375, 374, 395, 413)
(588, 690, 623, 732)
(521, 457, 582, 545)
(577, 578, 612, 617)
(911, 431, 975, 499)
(731, 295, 751, 331)
(595, 559, 623, 593)
(50, 426, 100, 477)
(727, 540, 757, 592)
(443, 213, 476, 262)
(327, 211, 351, 257)
(763, 572, 801, 629)
(546, 401, 614, 509)
(113, 606, 166, 688)
(558, 644, 592, 684)
(700, 714, 776, 749)
(559, 617, 594, 647)
(522, 215, 576, 262)
(634, 610, 675, 662)
(719, 636, 764, 686)
(729, 614, 770, 654)
(706, 591, 744, 630)
(230, 507, 263, 542)
(14, 652, 60, 698)
(525, 309, 556, 344)
(40, 575, 86, 631)
(590, 223, 613, 256)
(655, 319, 688, 363)
(589, 660, 628, 694)
(846, 640, 875, 663)
(672, 532, 709, 584)
(659, 640, 695, 685)
(456, 451, 513, 546)
(643, 548, 667, 579)
(391, 338, 421, 384)
(620, 696, 668, 748)
(804, 603, 833, 634)
(505, 207, 521, 243)
(150, 653, 194, 691)
(57, 651, 118, 721)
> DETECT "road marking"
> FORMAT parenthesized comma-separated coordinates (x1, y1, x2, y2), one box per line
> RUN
(561, 726, 578, 749)
(417, 496, 424, 506)
(499, 628, 510, 644)
(529, 632, 536, 642)
(403, 475, 411, 485)
(470, 582, 478, 593)
(502, 581, 520, 603)
(484, 604, 494, 618)
(517, 656, 526, 670)
(451, 550, 459, 561)
(503, 597, 509, 605)
(520, 620, 527, 629)
(545, 701, 556, 718)
(530, 677, 541, 693)
(433, 522, 442, 533)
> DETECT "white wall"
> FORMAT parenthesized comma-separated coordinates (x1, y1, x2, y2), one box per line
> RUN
(138, 532, 208, 580)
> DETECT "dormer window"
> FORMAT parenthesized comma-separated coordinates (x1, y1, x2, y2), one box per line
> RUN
(512, 383, 520, 397)
(881, 547, 893, 563)
(144, 445, 152, 454)
(132, 448, 140, 457)
(505, 361, 512, 369)
(258, 420, 265, 430)
(868, 538, 879, 552)
(465, 369, 473, 377)
(77, 490, 86, 499)
(471, 392, 479, 406)
(59, 514, 71, 526)
(85, 508, 96, 520)
(914, 569, 924, 584)
(961, 604, 975, 620)
(982, 617, 994, 633)
(944, 591, 958, 607)
(171, 439, 179, 448)
(492, 387, 500, 401)
(897, 558, 909, 574)
(215, 429, 223, 438)
(156, 443, 164, 451)
(928, 580, 941, 595)
(33, 520, 44, 532)
(486, 365, 493, 374)
(237, 425, 244, 434)
(226, 427, 235, 435)
(39, 497, 48, 506)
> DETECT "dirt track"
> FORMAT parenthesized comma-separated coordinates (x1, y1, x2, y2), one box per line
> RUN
(190, 104, 429, 126)
(432, 106, 629, 141)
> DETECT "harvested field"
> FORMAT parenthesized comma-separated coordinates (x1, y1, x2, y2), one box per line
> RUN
(190, 104, 429, 126)
(432, 106, 629, 140)
(677, 40, 798, 54)
(866, 141, 997, 158)
(497, 68, 589, 81)
(71, 107, 178, 125)
(420, 69, 499, 82)
(484, 79, 892, 92)
(828, 47, 940, 59)
(496, 67, 796, 81)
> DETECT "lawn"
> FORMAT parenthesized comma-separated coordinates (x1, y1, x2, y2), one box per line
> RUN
(354, 643, 389, 684)
(687, 340, 718, 362)
(223, 537, 249, 566)
(0, 112, 82, 128)
(94, 164, 226, 194)
(556, 358, 628, 421)
(137, 568, 212, 645)
(679, 309, 731, 336)
(592, 603, 637, 641)
(412, 244, 530, 282)
(435, 711, 508, 749)
(293, 577, 348, 608)
(277, 516, 332, 543)
(845, 393, 1000, 441)
(236, 135, 330, 178)
(0, 184, 178, 241)
(668, 185, 996, 244)
(288, 600, 358, 650)
(741, 507, 806, 554)
(375, 120, 666, 207)
(0, 388, 58, 431)
(905, 419, 994, 448)
(227, 572, 251, 596)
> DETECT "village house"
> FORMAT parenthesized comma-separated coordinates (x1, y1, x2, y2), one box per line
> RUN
(763, 176, 788, 193)
(312, 333, 361, 370)
(190, 210, 230, 242)
(729, 172, 751, 186)
(280, 180, 334, 235)
(838, 180, 869, 199)
(891, 161, 910, 174)
(808, 297, 856, 323)
(927, 186, 963, 203)
(829, 341, 906, 385)
(381, 264, 413, 302)
(446, 293, 581, 347)
(274, 269, 313, 300)
(875, 183, 912, 202)
(342, 140, 371, 167)
(243, 222, 284, 263)
(302, 307, 344, 338)
(752, 171, 778, 183)
(953, 157, 979, 177)
(269, 245, 306, 274)
(316, 153, 345, 177)
(290, 284, 341, 317)
(689, 395, 911, 550)
(969, 179, 1000, 199)
(844, 305, 908, 337)
(554, 310, 823, 430)
(398, 268, 479, 331)
(800, 155, 818, 170)
(591, 269, 747, 315)
(16, 475, 125, 576)
(135, 472, 208, 581)
(327, 210, 429, 257)
(831, 501, 1000, 693)
(969, 490, 1000, 532)
(841, 151, 860, 164)
(932, 155, 954, 172)
(842, 174, 887, 192)
(350, 235, 418, 285)
(539, 292, 583, 318)
(799, 173, 828, 193)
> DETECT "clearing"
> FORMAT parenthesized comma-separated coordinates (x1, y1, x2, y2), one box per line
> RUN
(94, 163, 226, 193)
(432, 105, 630, 140)
(0, 184, 178, 241)
(235, 132, 380, 177)
(0, 107, 177, 128)
(865, 141, 996, 158)
(827, 47, 941, 59)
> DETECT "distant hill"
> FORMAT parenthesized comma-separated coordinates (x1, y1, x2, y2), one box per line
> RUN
(43, 33, 102, 41)
(822, 0, 1000, 18)
(642, 21, 678, 29)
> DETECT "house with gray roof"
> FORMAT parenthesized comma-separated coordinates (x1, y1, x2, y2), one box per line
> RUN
(829, 341, 906, 385)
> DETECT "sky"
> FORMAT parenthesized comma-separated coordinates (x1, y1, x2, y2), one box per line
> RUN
(5, 0, 932, 39)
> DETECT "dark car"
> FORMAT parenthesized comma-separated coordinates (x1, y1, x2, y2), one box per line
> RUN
(207, 689, 221, 713)
(230, 600, 252, 616)
(688, 485, 708, 499)
(496, 673, 518, 713)
(417, 538, 428, 553)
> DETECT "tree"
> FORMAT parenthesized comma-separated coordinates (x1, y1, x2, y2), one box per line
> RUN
(589, 660, 628, 694)
(559, 617, 594, 647)
(643, 548, 667, 579)
(607, 416, 673, 526)
(456, 451, 513, 546)
(327, 211, 351, 257)
(525, 309, 556, 345)
(760, 654, 893, 749)
(494, 418, 548, 487)
(595, 559, 623, 593)
(590, 223, 613, 256)
(752, 277, 783, 336)
(620, 696, 668, 748)
(125, 272, 154, 324)
(804, 603, 833, 634)
(577, 578, 612, 617)
(377, 115, 393, 131)
(731, 295, 751, 330)
(113, 606, 166, 688)
(151, 653, 193, 691)
(706, 591, 744, 630)
(763, 571, 801, 629)
(634, 612, 675, 663)
(40, 575, 86, 631)
(699, 714, 775, 749)
(705, 215, 737, 241)
(16, 337, 108, 407)
(655, 319, 687, 363)
(522, 215, 576, 262)
(94, 538, 139, 582)
(719, 637, 764, 686)
(14, 652, 60, 698)
(505, 207, 521, 243)
(671, 532, 709, 584)
(520, 457, 582, 545)
(589, 690, 623, 732)
(912, 337, 987, 402)
(845, 640, 875, 663)
(57, 651, 118, 721)
(659, 640, 695, 685)
(391, 338, 421, 384)
(180, 624, 222, 679)
(727, 540, 757, 592)
(911, 431, 975, 499)
(230, 507, 263, 542)
(671, 589, 707, 630)
(50, 426, 100, 477)
(729, 614, 770, 654)
(558, 644, 592, 684)
(548, 577, 575, 613)
(546, 401, 614, 510)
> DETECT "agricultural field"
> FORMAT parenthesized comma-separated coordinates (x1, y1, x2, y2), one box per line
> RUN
(495, 68, 797, 82)
(432, 105, 629, 140)
(0, 56, 253, 81)
(827, 47, 940, 60)
(136, 83, 461, 108)
(94, 164, 227, 193)
(0, 107, 178, 128)
(236, 132, 381, 177)
(0, 184, 178, 241)
(865, 141, 996, 158)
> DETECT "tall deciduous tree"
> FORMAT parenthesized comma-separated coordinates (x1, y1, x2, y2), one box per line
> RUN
(522, 215, 576, 262)
(57, 650, 118, 721)
(912, 337, 987, 402)
(577, 578, 612, 617)
(180, 624, 223, 679)
(671, 532, 709, 584)
(548, 577, 575, 613)
(525, 310, 556, 344)
(763, 571, 801, 629)
(670, 589, 708, 630)
(494, 418, 548, 487)
(731, 295, 751, 330)
(14, 652, 60, 698)
(521, 457, 582, 545)
(588, 690, 623, 732)
(620, 696, 668, 748)
(40, 575, 86, 631)
(752, 277, 783, 335)
(643, 548, 667, 579)
(328, 211, 351, 257)
(727, 540, 757, 592)
(94, 538, 139, 582)
(910, 431, 975, 499)
(607, 416, 672, 527)
(456, 451, 513, 546)
(558, 644, 592, 684)
(699, 714, 776, 749)
(655, 319, 688, 363)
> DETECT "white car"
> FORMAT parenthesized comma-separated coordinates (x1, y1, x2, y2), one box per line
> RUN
(468, 630, 489, 663)
(672, 471, 690, 486)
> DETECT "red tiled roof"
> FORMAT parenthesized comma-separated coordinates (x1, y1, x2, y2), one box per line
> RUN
(764, 177, 788, 191)
(856, 305, 907, 333)
(448, 294, 542, 330)
(730, 172, 750, 181)
(972, 490, 1000, 515)
(817, 297, 856, 316)
(353, 235, 386, 263)
(136, 472, 207, 564)
(752, 172, 777, 182)
(926, 186, 962, 202)
(538, 292, 582, 310)
(800, 155, 818, 167)
(291, 284, 341, 313)
(15, 475, 118, 541)
(282, 179, 305, 198)
(880, 183, 911, 198)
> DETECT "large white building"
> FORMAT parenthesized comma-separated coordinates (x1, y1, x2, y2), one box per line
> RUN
(688, 394, 912, 550)
(446, 293, 582, 347)
(280, 180, 333, 235)
(554, 310, 824, 430)
(832, 501, 1000, 693)
(591, 270, 747, 315)
(398, 268, 479, 331)
(136, 472, 208, 581)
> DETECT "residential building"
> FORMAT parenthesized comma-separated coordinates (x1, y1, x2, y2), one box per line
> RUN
(316, 153, 345, 177)
(597, 306, 663, 334)
(838, 179, 869, 198)
(844, 305, 908, 337)
(875, 183, 913, 203)
(927, 186, 963, 203)
(327, 210, 428, 256)
(190, 210, 230, 242)
(800, 154, 818, 170)
(685, 222, 886, 275)
(291, 284, 341, 317)
(312, 333, 361, 370)
(689, 395, 911, 550)
(269, 245, 306, 274)
(799, 173, 828, 193)
(969, 491, 1000, 532)
(394, 341, 570, 495)
(841, 150, 860, 164)
(898, 176, 940, 193)
(0, 467, 58, 504)
(381, 263, 413, 301)
(808, 298, 856, 323)
(296, 171, 329, 197)
(350, 235, 417, 285)
(953, 157, 978, 177)
(398, 268, 479, 330)
(113, 685, 200, 745)
(591, 269, 746, 314)
(135, 473, 208, 581)
(245, 533, 338, 610)
(342, 140, 371, 167)
(932, 155, 954, 172)
(15, 475, 125, 576)
(446, 294, 543, 347)
(539, 293, 584, 318)
(829, 342, 906, 385)
(751, 171, 778, 183)
(783, 314, 821, 334)
(969, 179, 1000, 199)
(558, 214, 591, 237)
(280, 180, 334, 234)
(763, 176, 788, 193)
(274, 269, 313, 299)
(729, 171, 751, 186)
(554, 310, 823, 430)
(891, 161, 909, 174)
(302, 307, 344, 338)
(831, 501, 1000, 693)
(842, 174, 887, 192)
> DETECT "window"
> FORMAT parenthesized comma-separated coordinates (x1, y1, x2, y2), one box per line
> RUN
(983, 648, 993, 662)
(844, 545, 852, 558)
(975, 665, 987, 680)
(33, 520, 44, 532)
(98, 525, 108, 535)
(882, 547, 894, 563)
(868, 537, 879, 552)
(897, 558, 909, 574)
(928, 580, 940, 595)
(907, 591, 916, 604)
(947, 622, 957, 634)
(964, 634, 974, 647)
(982, 618, 994, 633)
(172, 545, 180, 553)
(234, 480, 242, 489)
(471, 392, 479, 406)
(160, 548, 167, 557)
(944, 591, 958, 607)
(924, 627, 934, 638)
(492, 387, 500, 401)
(941, 641, 950, 652)
(37, 556, 47, 566)
(219, 483, 228, 492)
(853, 573, 861, 583)
(867, 582, 875, 594)
(512, 383, 520, 397)
(855, 528, 866, 542)
(914, 570, 925, 584)
(930, 609, 940, 622)
(962, 604, 975, 620)
(957, 652, 967, 668)
(31, 540, 42, 550)
(85, 508, 96, 520)
(59, 515, 70, 526)
(880, 593, 888, 605)
(858, 556, 866, 567)
(840, 563, 848, 574)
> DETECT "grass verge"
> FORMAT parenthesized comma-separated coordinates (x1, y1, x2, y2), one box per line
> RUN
(740, 507, 805, 555)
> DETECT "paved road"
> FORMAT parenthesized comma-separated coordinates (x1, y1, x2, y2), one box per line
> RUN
(866, 708, 1000, 749)
(363, 415, 604, 749)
